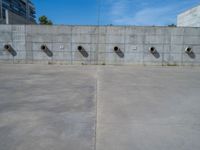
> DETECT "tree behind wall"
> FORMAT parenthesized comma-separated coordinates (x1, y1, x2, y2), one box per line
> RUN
(168, 24, 177, 27)
(39, 16, 53, 25)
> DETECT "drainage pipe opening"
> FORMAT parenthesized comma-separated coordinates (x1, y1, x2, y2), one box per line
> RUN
(4, 44, 11, 50)
(78, 46, 83, 51)
(149, 47, 156, 53)
(114, 46, 119, 52)
(185, 47, 192, 54)
(41, 45, 48, 51)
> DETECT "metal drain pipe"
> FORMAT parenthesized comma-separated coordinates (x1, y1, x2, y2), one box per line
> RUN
(185, 47, 193, 54)
(149, 47, 157, 54)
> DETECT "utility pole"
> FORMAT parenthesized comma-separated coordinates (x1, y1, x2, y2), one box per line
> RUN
(96, 0, 101, 64)
(97, 0, 101, 26)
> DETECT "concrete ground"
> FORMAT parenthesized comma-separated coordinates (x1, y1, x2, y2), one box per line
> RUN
(0, 64, 200, 150)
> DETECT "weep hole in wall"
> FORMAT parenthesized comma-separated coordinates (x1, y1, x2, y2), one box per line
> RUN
(4, 44, 17, 57)
(41, 45, 53, 57)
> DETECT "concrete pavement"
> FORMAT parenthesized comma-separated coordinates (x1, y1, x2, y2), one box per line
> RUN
(0, 64, 200, 150)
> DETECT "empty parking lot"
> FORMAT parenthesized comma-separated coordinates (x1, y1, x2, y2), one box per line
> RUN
(0, 64, 200, 150)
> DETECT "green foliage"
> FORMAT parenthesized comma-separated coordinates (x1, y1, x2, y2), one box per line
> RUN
(39, 16, 53, 25)
(168, 24, 177, 27)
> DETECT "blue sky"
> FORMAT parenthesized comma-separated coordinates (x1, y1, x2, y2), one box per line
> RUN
(32, 0, 200, 26)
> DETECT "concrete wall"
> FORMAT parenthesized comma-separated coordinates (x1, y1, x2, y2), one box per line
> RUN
(177, 5, 200, 27)
(0, 25, 200, 66)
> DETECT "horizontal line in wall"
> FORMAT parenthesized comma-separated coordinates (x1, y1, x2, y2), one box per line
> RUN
(27, 33, 189, 36)
(3, 50, 200, 54)
(18, 42, 200, 46)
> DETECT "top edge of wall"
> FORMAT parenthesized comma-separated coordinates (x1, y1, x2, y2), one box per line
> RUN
(0, 24, 200, 29)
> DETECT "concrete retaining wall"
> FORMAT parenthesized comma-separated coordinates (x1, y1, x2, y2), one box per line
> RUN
(0, 25, 200, 66)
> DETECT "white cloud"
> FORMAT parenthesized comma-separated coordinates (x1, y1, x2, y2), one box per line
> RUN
(110, 0, 128, 16)
(132, 6, 176, 25)
(107, 0, 193, 26)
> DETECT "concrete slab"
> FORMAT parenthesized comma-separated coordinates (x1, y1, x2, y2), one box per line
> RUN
(0, 64, 200, 150)
(0, 64, 97, 150)
(96, 66, 200, 150)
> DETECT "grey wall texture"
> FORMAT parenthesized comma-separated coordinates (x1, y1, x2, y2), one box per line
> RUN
(0, 25, 200, 66)
(177, 5, 200, 27)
